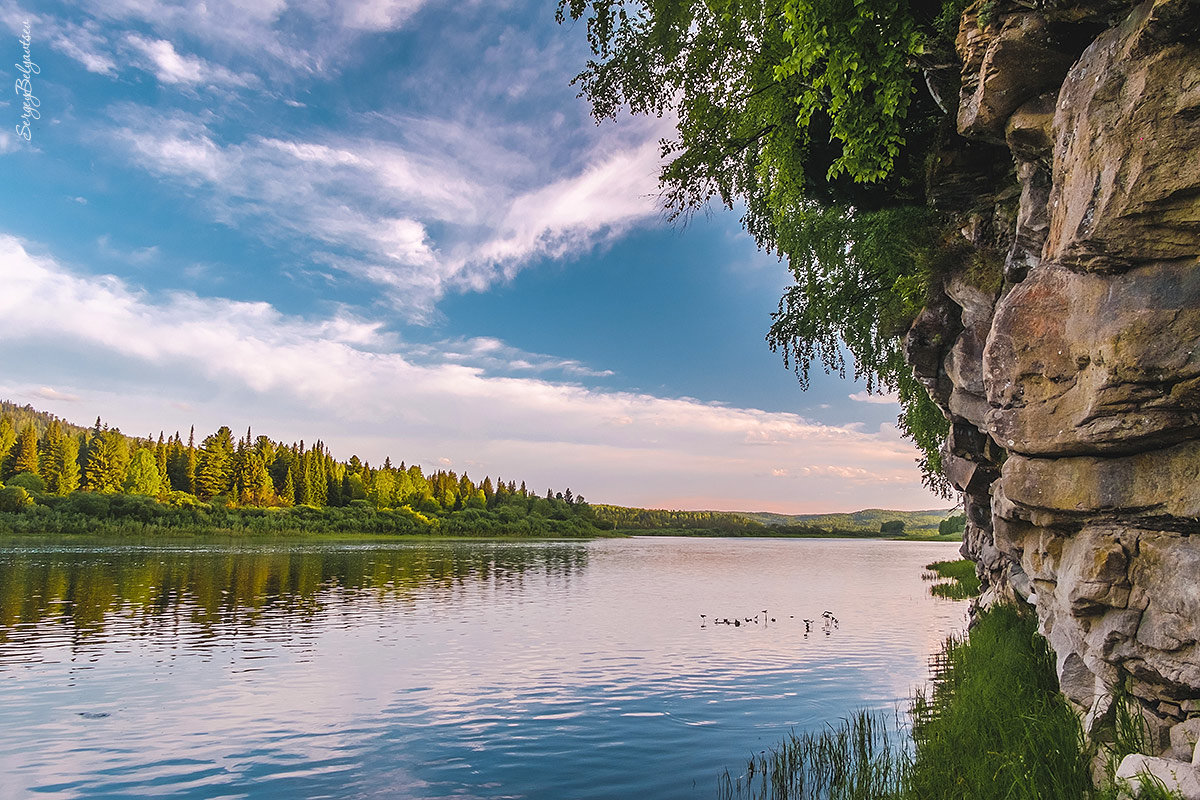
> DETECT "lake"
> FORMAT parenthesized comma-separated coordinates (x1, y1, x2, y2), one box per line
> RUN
(0, 536, 966, 799)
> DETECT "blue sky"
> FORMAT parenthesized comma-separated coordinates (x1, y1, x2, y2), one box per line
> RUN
(0, 0, 942, 513)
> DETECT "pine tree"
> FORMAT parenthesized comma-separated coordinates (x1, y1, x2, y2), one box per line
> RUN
(0, 417, 15, 466)
(38, 421, 64, 488)
(185, 427, 198, 495)
(56, 435, 80, 495)
(195, 426, 234, 500)
(85, 429, 128, 493)
(7, 423, 40, 478)
(155, 433, 167, 480)
(279, 465, 296, 507)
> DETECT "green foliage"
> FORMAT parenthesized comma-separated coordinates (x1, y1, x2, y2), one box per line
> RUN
(922, 558, 980, 598)
(879, 519, 905, 536)
(897, 371, 951, 495)
(7, 472, 45, 494)
(85, 427, 130, 493)
(719, 605, 1095, 800)
(592, 504, 764, 533)
(774, 0, 923, 183)
(7, 423, 40, 478)
(0, 485, 34, 512)
(560, 0, 967, 489)
(937, 512, 964, 537)
(908, 605, 1092, 800)
(123, 448, 163, 496)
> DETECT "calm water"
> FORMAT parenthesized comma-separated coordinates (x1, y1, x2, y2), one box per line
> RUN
(0, 537, 966, 799)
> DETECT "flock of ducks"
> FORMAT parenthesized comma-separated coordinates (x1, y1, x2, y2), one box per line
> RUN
(699, 609, 840, 636)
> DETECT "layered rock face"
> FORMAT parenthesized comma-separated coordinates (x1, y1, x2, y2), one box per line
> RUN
(913, 0, 1200, 774)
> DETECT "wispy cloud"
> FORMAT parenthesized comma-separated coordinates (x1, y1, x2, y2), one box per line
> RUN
(340, 0, 428, 31)
(52, 20, 119, 75)
(31, 386, 82, 403)
(103, 109, 666, 316)
(848, 391, 900, 405)
(125, 34, 257, 88)
(0, 236, 930, 511)
(404, 336, 615, 379)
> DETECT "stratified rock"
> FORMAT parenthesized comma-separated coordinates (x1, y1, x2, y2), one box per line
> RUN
(1004, 93, 1057, 280)
(903, 289, 961, 407)
(983, 260, 1200, 457)
(909, 0, 1200, 751)
(998, 442, 1200, 523)
(1044, 0, 1200, 269)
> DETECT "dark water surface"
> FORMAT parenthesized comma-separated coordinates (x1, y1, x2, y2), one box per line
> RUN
(0, 536, 966, 799)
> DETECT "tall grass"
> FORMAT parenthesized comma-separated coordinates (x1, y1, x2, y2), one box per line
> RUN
(718, 710, 908, 800)
(908, 604, 1092, 800)
(719, 604, 1094, 800)
(923, 559, 982, 599)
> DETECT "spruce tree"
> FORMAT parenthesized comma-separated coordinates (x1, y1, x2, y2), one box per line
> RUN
(0, 417, 15, 467)
(9, 423, 40, 478)
(185, 426, 198, 495)
(39, 421, 64, 489)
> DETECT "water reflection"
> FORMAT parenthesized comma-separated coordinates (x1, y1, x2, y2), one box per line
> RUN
(0, 539, 589, 649)
(0, 537, 964, 800)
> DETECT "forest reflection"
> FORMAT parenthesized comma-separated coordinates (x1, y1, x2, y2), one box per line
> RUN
(0, 539, 590, 646)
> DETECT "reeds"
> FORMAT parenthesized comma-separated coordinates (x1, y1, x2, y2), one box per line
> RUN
(719, 604, 1096, 800)
(923, 559, 982, 599)
(718, 710, 908, 800)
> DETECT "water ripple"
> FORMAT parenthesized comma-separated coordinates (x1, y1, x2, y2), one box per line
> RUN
(0, 537, 966, 799)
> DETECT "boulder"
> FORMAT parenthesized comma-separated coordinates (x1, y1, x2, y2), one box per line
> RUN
(957, 9, 1081, 140)
(1044, 0, 1200, 269)
(1115, 753, 1200, 799)
(983, 260, 1200, 457)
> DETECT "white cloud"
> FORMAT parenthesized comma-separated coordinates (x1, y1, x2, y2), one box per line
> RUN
(104, 112, 666, 317)
(341, 0, 427, 31)
(0, 236, 936, 512)
(125, 34, 256, 88)
(52, 21, 119, 75)
(405, 337, 615, 379)
(31, 386, 82, 403)
(848, 391, 900, 405)
(478, 137, 663, 268)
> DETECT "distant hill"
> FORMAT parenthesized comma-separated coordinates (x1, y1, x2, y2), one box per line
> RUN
(0, 400, 91, 440)
(742, 508, 957, 533)
(593, 504, 960, 537)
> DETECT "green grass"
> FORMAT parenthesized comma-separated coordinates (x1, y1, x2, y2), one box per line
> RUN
(719, 604, 1095, 800)
(923, 559, 982, 599)
(718, 710, 908, 800)
(908, 605, 1092, 800)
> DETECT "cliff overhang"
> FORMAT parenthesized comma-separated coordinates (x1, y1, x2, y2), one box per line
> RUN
(916, 0, 1200, 787)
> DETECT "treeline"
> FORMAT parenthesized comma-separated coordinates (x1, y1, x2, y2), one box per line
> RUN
(592, 504, 959, 539)
(0, 403, 607, 536)
(591, 505, 765, 533)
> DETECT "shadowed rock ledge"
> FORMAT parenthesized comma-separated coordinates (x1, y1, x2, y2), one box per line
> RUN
(913, 0, 1200, 787)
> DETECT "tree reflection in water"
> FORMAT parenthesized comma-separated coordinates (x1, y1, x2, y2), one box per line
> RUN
(0, 539, 589, 649)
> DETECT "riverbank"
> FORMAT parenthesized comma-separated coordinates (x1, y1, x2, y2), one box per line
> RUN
(622, 528, 962, 542)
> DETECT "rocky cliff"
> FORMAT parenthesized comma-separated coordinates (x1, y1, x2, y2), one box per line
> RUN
(910, 0, 1200, 785)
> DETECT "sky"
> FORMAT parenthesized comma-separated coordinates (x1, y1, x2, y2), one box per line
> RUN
(0, 0, 944, 514)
